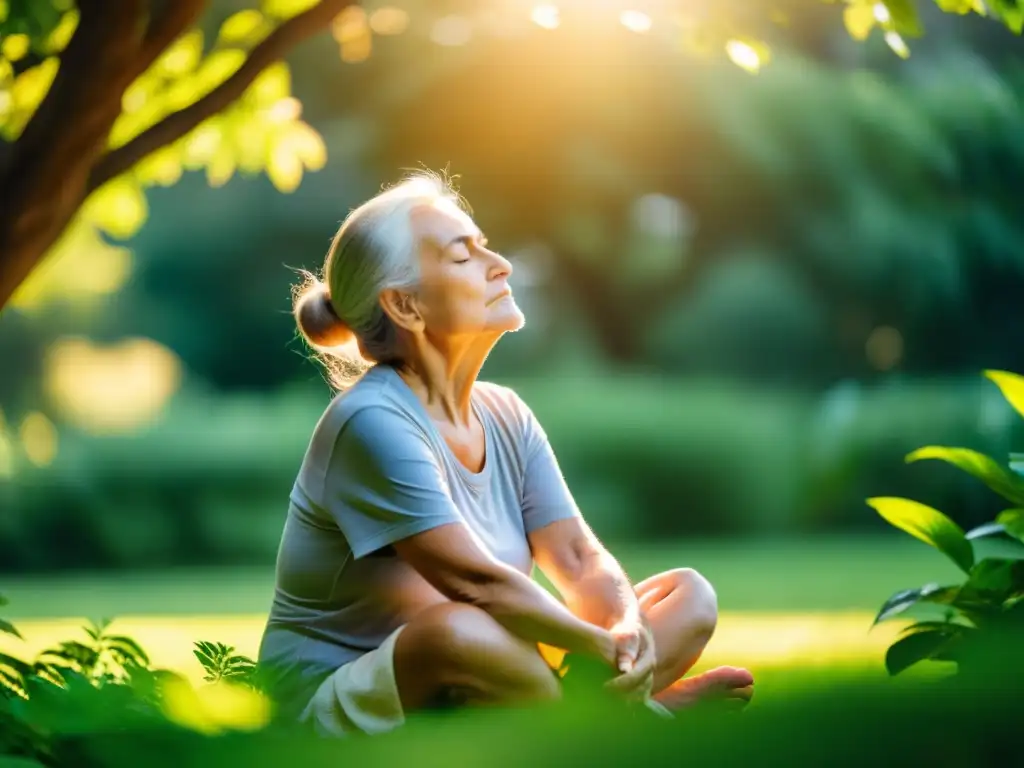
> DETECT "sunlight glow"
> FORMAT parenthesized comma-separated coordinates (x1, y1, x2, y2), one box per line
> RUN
(430, 14, 473, 46)
(333, 4, 372, 62)
(873, 3, 891, 23)
(530, 4, 560, 30)
(331, 4, 367, 42)
(266, 97, 302, 123)
(368, 6, 410, 36)
(19, 412, 58, 468)
(884, 30, 910, 59)
(10, 219, 132, 311)
(44, 337, 182, 434)
(1, 612, 901, 688)
(725, 39, 762, 73)
(0, 410, 13, 478)
(866, 326, 904, 371)
(619, 10, 652, 34)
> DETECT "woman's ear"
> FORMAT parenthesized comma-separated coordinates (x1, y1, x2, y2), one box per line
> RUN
(380, 288, 424, 333)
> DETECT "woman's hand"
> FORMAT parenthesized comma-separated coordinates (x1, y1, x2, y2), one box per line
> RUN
(604, 618, 657, 701)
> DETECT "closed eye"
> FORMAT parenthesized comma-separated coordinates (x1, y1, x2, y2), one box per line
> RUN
(450, 234, 488, 262)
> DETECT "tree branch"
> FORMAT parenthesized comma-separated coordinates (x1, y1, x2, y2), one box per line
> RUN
(87, 0, 355, 193)
(0, 2, 148, 309)
(135, 0, 208, 77)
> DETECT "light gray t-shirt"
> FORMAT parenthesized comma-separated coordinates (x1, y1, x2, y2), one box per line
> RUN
(257, 364, 580, 716)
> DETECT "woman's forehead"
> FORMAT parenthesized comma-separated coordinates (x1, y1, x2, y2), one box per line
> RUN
(411, 199, 477, 245)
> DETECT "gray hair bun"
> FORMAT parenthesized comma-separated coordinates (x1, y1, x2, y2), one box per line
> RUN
(294, 280, 355, 349)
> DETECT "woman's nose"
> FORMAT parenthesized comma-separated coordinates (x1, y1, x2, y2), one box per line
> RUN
(487, 249, 513, 279)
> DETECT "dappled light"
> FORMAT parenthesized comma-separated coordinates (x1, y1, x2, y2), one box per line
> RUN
(18, 411, 58, 468)
(9, 218, 132, 311)
(619, 10, 653, 34)
(530, 5, 561, 30)
(43, 337, 183, 434)
(0, 611, 904, 688)
(2, 1, 1024, 763)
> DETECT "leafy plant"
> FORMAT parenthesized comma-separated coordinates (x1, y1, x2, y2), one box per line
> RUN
(868, 369, 1024, 677)
(0, 596, 265, 766)
(0, 595, 32, 699)
(193, 640, 258, 688)
(32, 618, 150, 687)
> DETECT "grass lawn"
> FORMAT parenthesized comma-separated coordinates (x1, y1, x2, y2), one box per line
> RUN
(1, 534, 965, 692)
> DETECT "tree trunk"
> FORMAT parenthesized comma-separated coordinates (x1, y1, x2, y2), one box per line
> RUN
(0, 4, 148, 310)
(0, 0, 353, 312)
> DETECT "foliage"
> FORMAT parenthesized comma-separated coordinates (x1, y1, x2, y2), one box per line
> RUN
(1, 0, 332, 312)
(0, 375, 1004, 573)
(0, 0, 1022, 314)
(2, 594, 1024, 766)
(868, 369, 1024, 676)
(0, 594, 266, 766)
(193, 641, 258, 687)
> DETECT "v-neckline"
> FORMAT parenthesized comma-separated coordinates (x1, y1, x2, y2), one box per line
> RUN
(382, 365, 493, 489)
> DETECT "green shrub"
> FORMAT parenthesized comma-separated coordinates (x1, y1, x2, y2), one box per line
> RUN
(869, 370, 1024, 677)
(1, 592, 1023, 768)
(0, 376, 1011, 572)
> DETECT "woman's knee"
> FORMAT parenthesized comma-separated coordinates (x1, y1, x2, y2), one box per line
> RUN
(395, 603, 560, 707)
(667, 568, 719, 630)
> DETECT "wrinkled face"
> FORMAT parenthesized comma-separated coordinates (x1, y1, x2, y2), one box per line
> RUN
(408, 198, 525, 340)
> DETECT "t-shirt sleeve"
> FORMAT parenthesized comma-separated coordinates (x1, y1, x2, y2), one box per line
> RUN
(518, 397, 582, 534)
(323, 406, 463, 559)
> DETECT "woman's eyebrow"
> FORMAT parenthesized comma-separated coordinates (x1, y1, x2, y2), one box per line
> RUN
(441, 231, 483, 250)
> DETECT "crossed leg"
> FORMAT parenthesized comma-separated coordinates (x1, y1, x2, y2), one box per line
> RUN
(634, 568, 754, 709)
(392, 568, 753, 715)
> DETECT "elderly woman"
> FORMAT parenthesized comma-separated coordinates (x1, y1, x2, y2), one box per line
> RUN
(257, 173, 753, 736)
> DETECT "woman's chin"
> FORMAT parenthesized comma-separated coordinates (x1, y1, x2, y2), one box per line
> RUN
(489, 302, 526, 333)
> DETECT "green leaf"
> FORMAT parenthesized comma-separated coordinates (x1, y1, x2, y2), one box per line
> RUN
(934, 0, 983, 14)
(966, 521, 1007, 540)
(219, 10, 265, 44)
(843, 1, 876, 40)
(964, 558, 1013, 596)
(873, 583, 960, 624)
(84, 177, 149, 239)
(105, 634, 150, 666)
(155, 29, 204, 78)
(289, 121, 327, 171)
(248, 62, 291, 104)
(0, 617, 22, 639)
(0, 756, 48, 767)
(985, 370, 1024, 420)
(885, 626, 958, 675)
(0, 650, 30, 675)
(906, 446, 1024, 508)
(262, 0, 320, 20)
(960, 558, 1024, 603)
(968, 510, 1024, 544)
(884, 30, 911, 58)
(867, 497, 974, 573)
(882, 0, 924, 36)
(997, 509, 1024, 542)
(1, 32, 29, 60)
(267, 134, 303, 192)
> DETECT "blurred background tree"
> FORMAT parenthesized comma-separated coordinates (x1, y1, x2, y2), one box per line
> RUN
(1, 0, 1024, 573)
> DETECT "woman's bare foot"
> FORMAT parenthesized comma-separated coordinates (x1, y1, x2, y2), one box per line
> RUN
(652, 666, 755, 711)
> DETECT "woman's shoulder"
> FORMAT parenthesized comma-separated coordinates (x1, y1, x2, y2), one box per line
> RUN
(319, 366, 425, 439)
(473, 381, 536, 433)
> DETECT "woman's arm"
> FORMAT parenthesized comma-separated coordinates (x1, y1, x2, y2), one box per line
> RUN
(393, 522, 617, 664)
(528, 517, 640, 634)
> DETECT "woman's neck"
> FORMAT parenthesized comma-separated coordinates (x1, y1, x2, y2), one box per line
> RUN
(396, 335, 497, 427)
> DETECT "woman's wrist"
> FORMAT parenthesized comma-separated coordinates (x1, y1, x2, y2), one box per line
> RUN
(580, 623, 616, 665)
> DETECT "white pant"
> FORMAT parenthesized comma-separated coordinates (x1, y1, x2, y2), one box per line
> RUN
(300, 625, 406, 737)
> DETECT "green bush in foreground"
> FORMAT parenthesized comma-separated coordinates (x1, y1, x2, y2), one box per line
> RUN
(869, 370, 1024, 677)
(2, 591, 1023, 767)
